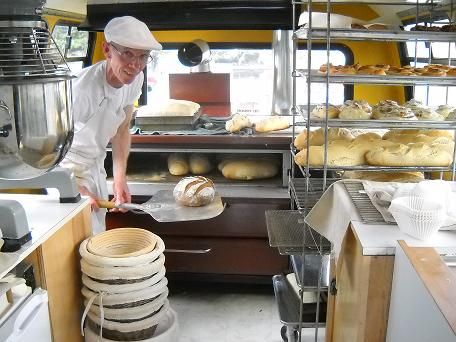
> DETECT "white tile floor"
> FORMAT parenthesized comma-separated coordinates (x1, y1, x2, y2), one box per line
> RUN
(168, 283, 325, 342)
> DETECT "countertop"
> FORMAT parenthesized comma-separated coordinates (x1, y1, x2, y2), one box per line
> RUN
(0, 192, 90, 279)
(352, 220, 456, 256)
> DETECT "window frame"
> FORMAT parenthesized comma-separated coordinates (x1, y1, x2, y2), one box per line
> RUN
(140, 41, 353, 106)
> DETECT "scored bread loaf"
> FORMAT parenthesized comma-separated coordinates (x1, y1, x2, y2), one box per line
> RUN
(189, 154, 213, 175)
(168, 153, 189, 176)
(294, 127, 354, 150)
(225, 114, 252, 133)
(254, 116, 289, 133)
(173, 176, 215, 207)
(382, 129, 454, 140)
(342, 171, 425, 183)
(365, 142, 453, 167)
(219, 158, 279, 180)
(310, 104, 340, 119)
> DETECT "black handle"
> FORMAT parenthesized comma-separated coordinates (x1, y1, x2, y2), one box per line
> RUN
(0, 124, 12, 137)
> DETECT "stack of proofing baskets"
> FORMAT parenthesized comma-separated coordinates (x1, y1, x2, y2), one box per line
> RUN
(79, 228, 170, 341)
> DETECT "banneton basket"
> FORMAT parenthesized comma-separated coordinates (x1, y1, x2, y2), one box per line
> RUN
(84, 308, 179, 342)
(81, 277, 168, 308)
(80, 233, 165, 267)
(81, 254, 165, 282)
(82, 267, 166, 294)
(86, 300, 170, 341)
(389, 196, 445, 240)
(87, 228, 157, 258)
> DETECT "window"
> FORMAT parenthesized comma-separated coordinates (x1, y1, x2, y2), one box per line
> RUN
(403, 20, 456, 106)
(52, 23, 89, 74)
(146, 44, 350, 115)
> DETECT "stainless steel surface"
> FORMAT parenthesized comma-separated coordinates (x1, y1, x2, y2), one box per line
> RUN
(296, 70, 456, 86)
(343, 181, 391, 225)
(290, 254, 330, 290)
(0, 79, 73, 179)
(164, 248, 212, 254)
(272, 30, 293, 116)
(0, 0, 45, 17)
(135, 109, 202, 131)
(265, 210, 331, 253)
(295, 27, 456, 42)
(272, 274, 326, 328)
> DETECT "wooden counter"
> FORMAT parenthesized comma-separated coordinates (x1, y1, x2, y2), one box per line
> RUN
(0, 193, 92, 342)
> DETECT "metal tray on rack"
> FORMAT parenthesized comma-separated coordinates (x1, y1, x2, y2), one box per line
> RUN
(290, 255, 330, 290)
(294, 27, 456, 42)
(289, 178, 339, 212)
(265, 210, 332, 255)
(295, 70, 456, 86)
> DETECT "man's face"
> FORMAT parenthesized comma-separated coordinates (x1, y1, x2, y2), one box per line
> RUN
(105, 42, 152, 85)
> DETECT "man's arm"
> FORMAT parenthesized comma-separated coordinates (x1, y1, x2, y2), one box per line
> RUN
(110, 105, 133, 207)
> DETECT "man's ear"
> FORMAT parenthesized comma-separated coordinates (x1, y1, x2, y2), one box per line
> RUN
(102, 41, 111, 60)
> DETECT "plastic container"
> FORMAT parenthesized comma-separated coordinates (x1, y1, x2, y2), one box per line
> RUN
(389, 196, 445, 240)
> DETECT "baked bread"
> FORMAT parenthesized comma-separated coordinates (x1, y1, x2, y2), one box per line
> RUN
(372, 101, 417, 120)
(168, 153, 189, 176)
(137, 99, 200, 117)
(225, 114, 252, 133)
(366, 142, 453, 167)
(173, 176, 215, 207)
(310, 104, 340, 119)
(382, 129, 454, 141)
(436, 105, 455, 119)
(254, 116, 289, 133)
(189, 154, 213, 175)
(413, 107, 444, 121)
(342, 171, 424, 183)
(219, 158, 279, 180)
(338, 100, 372, 119)
(294, 139, 395, 167)
(294, 127, 354, 150)
(353, 132, 383, 142)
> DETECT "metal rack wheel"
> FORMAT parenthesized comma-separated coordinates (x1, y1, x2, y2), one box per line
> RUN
(280, 325, 299, 342)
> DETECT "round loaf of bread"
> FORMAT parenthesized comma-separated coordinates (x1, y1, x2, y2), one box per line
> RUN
(413, 107, 444, 121)
(225, 114, 252, 133)
(173, 176, 215, 207)
(436, 105, 455, 119)
(189, 154, 213, 175)
(310, 104, 340, 119)
(220, 158, 279, 180)
(294, 127, 354, 150)
(365, 142, 453, 167)
(372, 102, 417, 120)
(382, 129, 454, 141)
(168, 153, 189, 176)
(254, 116, 289, 133)
(339, 100, 372, 120)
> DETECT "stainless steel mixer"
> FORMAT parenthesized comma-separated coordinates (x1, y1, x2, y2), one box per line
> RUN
(0, 0, 79, 251)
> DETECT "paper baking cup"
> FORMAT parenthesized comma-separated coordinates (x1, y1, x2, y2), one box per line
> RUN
(87, 228, 157, 258)
(389, 196, 444, 240)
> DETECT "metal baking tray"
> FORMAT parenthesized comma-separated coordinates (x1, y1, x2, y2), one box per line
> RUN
(135, 109, 201, 131)
(294, 27, 456, 42)
(295, 70, 456, 86)
(291, 254, 330, 290)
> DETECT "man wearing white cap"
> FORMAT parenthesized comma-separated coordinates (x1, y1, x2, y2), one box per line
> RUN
(60, 16, 162, 234)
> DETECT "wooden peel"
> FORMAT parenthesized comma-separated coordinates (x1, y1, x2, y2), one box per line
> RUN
(94, 190, 224, 223)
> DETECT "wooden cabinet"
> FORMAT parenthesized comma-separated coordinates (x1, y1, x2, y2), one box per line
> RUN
(106, 197, 289, 282)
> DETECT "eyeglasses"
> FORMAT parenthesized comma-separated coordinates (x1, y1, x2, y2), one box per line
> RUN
(110, 43, 154, 65)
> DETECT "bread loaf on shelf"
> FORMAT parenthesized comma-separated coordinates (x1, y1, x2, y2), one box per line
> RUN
(218, 158, 279, 180)
(254, 116, 289, 133)
(225, 114, 252, 133)
(167, 153, 189, 176)
(382, 129, 454, 141)
(189, 154, 213, 175)
(173, 176, 215, 207)
(310, 104, 340, 119)
(365, 142, 453, 167)
(342, 171, 425, 183)
(294, 127, 354, 150)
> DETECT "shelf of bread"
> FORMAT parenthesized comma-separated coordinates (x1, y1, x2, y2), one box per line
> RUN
(295, 69, 456, 86)
(297, 100, 456, 129)
(292, 128, 456, 173)
(294, 27, 456, 42)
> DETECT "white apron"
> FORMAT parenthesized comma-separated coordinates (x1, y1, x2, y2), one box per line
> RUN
(61, 94, 126, 234)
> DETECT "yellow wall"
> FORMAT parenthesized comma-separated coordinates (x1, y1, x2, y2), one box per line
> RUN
(90, 28, 404, 104)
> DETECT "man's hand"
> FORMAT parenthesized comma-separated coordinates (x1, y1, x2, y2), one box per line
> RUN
(78, 185, 101, 211)
(111, 177, 131, 212)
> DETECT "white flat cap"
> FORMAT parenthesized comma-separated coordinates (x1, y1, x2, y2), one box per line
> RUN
(105, 16, 162, 51)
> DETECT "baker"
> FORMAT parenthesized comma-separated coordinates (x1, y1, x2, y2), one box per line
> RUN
(60, 16, 162, 233)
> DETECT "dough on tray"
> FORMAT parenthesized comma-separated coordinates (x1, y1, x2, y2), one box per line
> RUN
(254, 116, 290, 133)
(225, 114, 252, 133)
